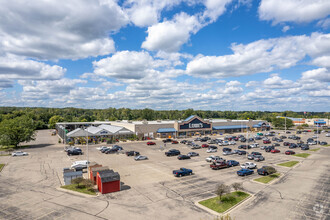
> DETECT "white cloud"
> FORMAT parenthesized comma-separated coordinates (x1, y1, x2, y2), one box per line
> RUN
(301, 68, 330, 82)
(0, 56, 65, 81)
(282, 25, 290, 32)
(226, 80, 241, 87)
(186, 33, 330, 78)
(263, 74, 297, 89)
(202, 0, 233, 23)
(142, 13, 201, 52)
(309, 89, 330, 97)
(259, 0, 330, 24)
(317, 18, 330, 29)
(0, 0, 128, 60)
(311, 56, 330, 68)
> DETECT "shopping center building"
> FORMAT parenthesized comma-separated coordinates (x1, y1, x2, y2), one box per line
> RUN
(56, 115, 270, 143)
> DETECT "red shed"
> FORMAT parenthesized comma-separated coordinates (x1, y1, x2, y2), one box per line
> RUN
(90, 166, 109, 184)
(96, 169, 120, 194)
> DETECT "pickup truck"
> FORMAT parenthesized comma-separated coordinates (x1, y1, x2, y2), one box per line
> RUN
(173, 168, 193, 177)
(210, 161, 228, 170)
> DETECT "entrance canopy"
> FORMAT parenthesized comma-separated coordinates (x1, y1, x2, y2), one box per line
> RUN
(157, 128, 177, 133)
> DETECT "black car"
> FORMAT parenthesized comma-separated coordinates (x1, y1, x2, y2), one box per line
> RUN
(165, 149, 181, 156)
(223, 148, 232, 152)
(237, 150, 247, 155)
(301, 146, 310, 150)
(105, 148, 118, 154)
(320, 142, 328, 145)
(273, 143, 280, 147)
(209, 145, 218, 149)
(177, 155, 191, 160)
(112, 145, 123, 151)
(67, 149, 82, 156)
(248, 138, 255, 142)
(126, 151, 140, 156)
(289, 143, 298, 149)
(251, 152, 262, 156)
(240, 138, 246, 142)
(255, 136, 262, 140)
(257, 166, 276, 176)
(180, 140, 188, 144)
(265, 146, 275, 152)
(163, 138, 172, 143)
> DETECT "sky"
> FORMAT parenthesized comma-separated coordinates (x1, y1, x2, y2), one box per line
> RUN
(0, 0, 329, 111)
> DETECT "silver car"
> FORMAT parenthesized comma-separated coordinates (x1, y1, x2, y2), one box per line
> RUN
(254, 155, 265, 161)
(12, 151, 28, 156)
(187, 152, 199, 157)
(134, 155, 148, 161)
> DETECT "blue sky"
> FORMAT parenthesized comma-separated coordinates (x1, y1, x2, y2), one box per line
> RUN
(0, 0, 329, 111)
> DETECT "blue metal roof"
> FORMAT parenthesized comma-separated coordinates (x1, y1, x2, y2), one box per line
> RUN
(314, 120, 326, 124)
(157, 128, 177, 133)
(184, 115, 196, 121)
(213, 125, 248, 130)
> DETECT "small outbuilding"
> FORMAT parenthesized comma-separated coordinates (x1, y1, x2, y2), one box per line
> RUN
(63, 168, 83, 185)
(90, 166, 109, 184)
(96, 169, 120, 194)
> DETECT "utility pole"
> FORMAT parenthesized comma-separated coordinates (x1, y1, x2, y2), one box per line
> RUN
(285, 117, 287, 133)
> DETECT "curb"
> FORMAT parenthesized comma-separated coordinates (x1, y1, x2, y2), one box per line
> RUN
(195, 192, 253, 216)
(56, 187, 98, 198)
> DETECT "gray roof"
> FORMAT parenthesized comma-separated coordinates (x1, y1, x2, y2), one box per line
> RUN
(98, 124, 133, 134)
(98, 169, 120, 183)
(66, 128, 93, 137)
(91, 166, 109, 177)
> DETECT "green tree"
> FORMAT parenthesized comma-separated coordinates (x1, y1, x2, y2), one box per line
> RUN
(0, 116, 36, 148)
(49, 115, 64, 129)
(272, 118, 294, 129)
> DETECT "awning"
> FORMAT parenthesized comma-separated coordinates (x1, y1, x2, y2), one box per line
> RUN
(157, 128, 177, 133)
(213, 125, 248, 130)
(314, 121, 326, 124)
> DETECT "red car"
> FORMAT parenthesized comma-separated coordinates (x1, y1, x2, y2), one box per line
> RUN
(172, 140, 179, 144)
(263, 140, 271, 144)
(285, 150, 295, 155)
(202, 144, 209, 148)
(283, 142, 290, 146)
(271, 149, 280, 153)
(147, 141, 156, 145)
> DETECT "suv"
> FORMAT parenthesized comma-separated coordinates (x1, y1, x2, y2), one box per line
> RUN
(257, 166, 276, 176)
(67, 149, 82, 156)
(165, 149, 180, 156)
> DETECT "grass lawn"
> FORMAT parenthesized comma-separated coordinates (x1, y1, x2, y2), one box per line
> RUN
(199, 191, 250, 213)
(61, 184, 96, 195)
(254, 173, 280, 184)
(277, 161, 299, 167)
(293, 153, 310, 158)
(309, 148, 320, 152)
(0, 164, 5, 172)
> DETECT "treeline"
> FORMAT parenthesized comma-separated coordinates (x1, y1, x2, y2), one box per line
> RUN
(0, 107, 328, 129)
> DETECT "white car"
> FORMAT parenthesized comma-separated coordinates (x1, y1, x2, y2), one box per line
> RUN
(12, 151, 28, 156)
(223, 151, 233, 155)
(96, 146, 108, 150)
(326, 133, 330, 137)
(206, 155, 223, 162)
(240, 162, 257, 169)
(207, 148, 217, 153)
(249, 143, 259, 148)
(229, 141, 236, 145)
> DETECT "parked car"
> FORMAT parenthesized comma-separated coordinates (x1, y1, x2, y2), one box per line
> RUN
(271, 149, 280, 153)
(273, 143, 280, 147)
(147, 141, 156, 145)
(205, 155, 224, 163)
(201, 144, 209, 148)
(207, 148, 217, 153)
(226, 160, 240, 167)
(126, 151, 140, 156)
(237, 169, 254, 176)
(223, 147, 232, 152)
(289, 143, 298, 149)
(240, 138, 247, 142)
(254, 155, 265, 161)
(247, 154, 255, 160)
(105, 148, 118, 154)
(263, 140, 271, 144)
(165, 149, 181, 156)
(223, 151, 233, 155)
(134, 155, 148, 161)
(96, 146, 107, 151)
(210, 161, 228, 170)
(172, 140, 179, 144)
(191, 144, 201, 149)
(285, 150, 295, 155)
(180, 140, 187, 144)
(320, 142, 328, 145)
(163, 139, 172, 143)
(283, 142, 290, 146)
(177, 155, 191, 160)
(257, 166, 276, 176)
(173, 168, 193, 177)
(240, 162, 257, 169)
(301, 146, 310, 150)
(71, 160, 89, 170)
(249, 143, 259, 148)
(187, 152, 199, 157)
(209, 145, 218, 149)
(112, 145, 123, 151)
(237, 150, 247, 155)
(265, 146, 275, 152)
(12, 151, 28, 156)
(67, 149, 83, 156)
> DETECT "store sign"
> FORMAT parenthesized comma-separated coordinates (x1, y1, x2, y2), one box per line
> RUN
(179, 118, 211, 130)
(100, 131, 108, 135)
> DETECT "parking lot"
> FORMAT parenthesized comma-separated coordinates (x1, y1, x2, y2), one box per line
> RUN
(0, 129, 329, 219)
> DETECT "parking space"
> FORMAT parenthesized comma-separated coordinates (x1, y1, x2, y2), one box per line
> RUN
(0, 129, 329, 219)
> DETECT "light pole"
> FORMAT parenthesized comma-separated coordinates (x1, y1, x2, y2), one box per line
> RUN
(85, 125, 89, 170)
(285, 117, 287, 134)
